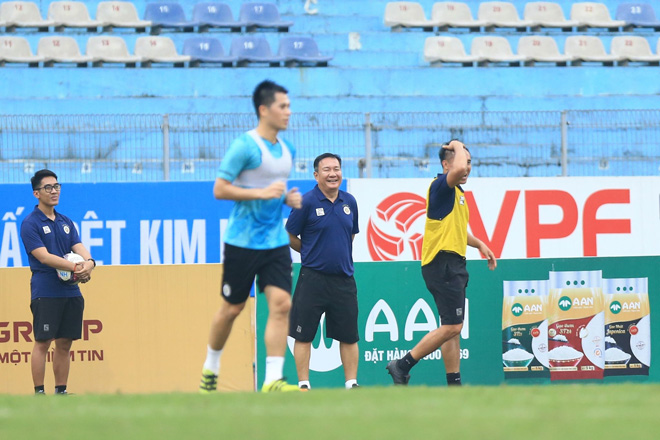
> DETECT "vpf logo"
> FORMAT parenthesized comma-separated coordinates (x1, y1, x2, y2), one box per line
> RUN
(367, 192, 426, 261)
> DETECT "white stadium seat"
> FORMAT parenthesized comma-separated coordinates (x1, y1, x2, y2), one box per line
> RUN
(134, 36, 191, 67)
(517, 36, 574, 65)
(431, 2, 489, 30)
(564, 35, 624, 65)
(37, 36, 95, 67)
(478, 1, 535, 30)
(1, 1, 55, 31)
(570, 2, 626, 30)
(96, 1, 152, 31)
(48, 1, 105, 31)
(610, 36, 660, 65)
(524, 2, 580, 30)
(0, 36, 45, 66)
(384, 2, 437, 30)
(471, 36, 528, 65)
(87, 36, 143, 67)
(424, 36, 482, 66)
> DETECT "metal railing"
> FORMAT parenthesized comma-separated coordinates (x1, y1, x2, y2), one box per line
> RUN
(1, 110, 659, 183)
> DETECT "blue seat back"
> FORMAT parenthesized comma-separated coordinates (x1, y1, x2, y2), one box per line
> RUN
(192, 2, 234, 22)
(144, 2, 187, 22)
(183, 37, 226, 57)
(278, 36, 320, 57)
(231, 35, 273, 57)
(239, 2, 281, 23)
(616, 3, 658, 22)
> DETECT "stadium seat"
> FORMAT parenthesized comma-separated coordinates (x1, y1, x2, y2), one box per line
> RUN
(570, 2, 626, 30)
(37, 36, 94, 67)
(616, 3, 660, 31)
(87, 36, 142, 67)
(48, 1, 105, 31)
(470, 36, 528, 66)
(564, 35, 624, 65)
(478, 2, 535, 30)
(134, 36, 191, 67)
(385, 2, 437, 31)
(0, 36, 45, 67)
(239, 2, 293, 32)
(610, 36, 660, 65)
(517, 36, 574, 66)
(1, 1, 56, 31)
(144, 2, 200, 34)
(277, 36, 332, 67)
(423, 36, 482, 66)
(96, 1, 152, 32)
(524, 2, 579, 30)
(431, 2, 489, 31)
(182, 37, 237, 66)
(193, 2, 245, 32)
(230, 35, 283, 66)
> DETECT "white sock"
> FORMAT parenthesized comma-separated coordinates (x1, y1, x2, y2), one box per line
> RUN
(203, 346, 223, 374)
(298, 380, 311, 389)
(345, 379, 358, 389)
(264, 356, 285, 384)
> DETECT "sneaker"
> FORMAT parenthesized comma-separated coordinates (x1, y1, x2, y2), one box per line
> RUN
(299, 384, 310, 391)
(55, 390, 73, 396)
(351, 383, 360, 389)
(199, 368, 218, 394)
(35, 390, 46, 396)
(386, 360, 410, 385)
(261, 378, 300, 393)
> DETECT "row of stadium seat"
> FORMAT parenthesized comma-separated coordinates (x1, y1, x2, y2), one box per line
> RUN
(0, 1, 292, 34)
(385, 1, 660, 32)
(0, 34, 331, 67)
(424, 35, 660, 66)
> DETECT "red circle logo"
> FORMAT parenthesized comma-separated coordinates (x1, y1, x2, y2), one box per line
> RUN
(531, 328, 541, 338)
(629, 325, 639, 336)
(367, 192, 426, 261)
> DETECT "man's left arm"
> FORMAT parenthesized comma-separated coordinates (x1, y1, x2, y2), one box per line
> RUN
(467, 232, 497, 271)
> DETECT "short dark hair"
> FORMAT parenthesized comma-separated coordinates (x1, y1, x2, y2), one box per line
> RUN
(31, 169, 58, 190)
(252, 80, 288, 119)
(439, 140, 470, 161)
(313, 153, 342, 172)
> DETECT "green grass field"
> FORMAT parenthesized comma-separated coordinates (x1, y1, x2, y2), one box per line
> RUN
(2, 384, 659, 439)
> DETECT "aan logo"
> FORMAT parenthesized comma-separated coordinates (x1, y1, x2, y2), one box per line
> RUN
(609, 300, 641, 315)
(511, 303, 524, 317)
(558, 296, 572, 311)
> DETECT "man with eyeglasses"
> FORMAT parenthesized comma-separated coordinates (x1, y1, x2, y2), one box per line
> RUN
(20, 169, 96, 395)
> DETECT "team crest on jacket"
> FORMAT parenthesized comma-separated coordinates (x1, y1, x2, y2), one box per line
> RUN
(343, 204, 351, 215)
(459, 196, 465, 205)
(63, 225, 70, 234)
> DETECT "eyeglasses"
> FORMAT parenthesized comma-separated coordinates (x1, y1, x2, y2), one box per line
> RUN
(35, 184, 62, 193)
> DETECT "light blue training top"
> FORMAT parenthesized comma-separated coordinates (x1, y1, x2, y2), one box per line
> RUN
(217, 131, 296, 249)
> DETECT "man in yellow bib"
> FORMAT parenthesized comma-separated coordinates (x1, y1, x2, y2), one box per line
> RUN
(387, 140, 496, 386)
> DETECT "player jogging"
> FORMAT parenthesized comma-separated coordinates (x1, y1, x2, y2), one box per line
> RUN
(386, 140, 497, 386)
(199, 80, 302, 393)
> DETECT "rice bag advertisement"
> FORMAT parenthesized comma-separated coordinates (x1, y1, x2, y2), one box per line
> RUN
(548, 270, 605, 380)
(604, 278, 651, 376)
(502, 280, 550, 378)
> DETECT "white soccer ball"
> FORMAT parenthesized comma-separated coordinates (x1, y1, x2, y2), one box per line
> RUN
(57, 252, 85, 285)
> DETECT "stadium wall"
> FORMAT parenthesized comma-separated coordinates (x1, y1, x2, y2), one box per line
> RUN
(0, 265, 255, 395)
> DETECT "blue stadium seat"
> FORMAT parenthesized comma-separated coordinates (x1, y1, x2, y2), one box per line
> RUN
(239, 2, 293, 32)
(616, 3, 660, 30)
(144, 2, 199, 34)
(230, 35, 283, 66)
(193, 2, 245, 32)
(277, 36, 332, 67)
(183, 37, 237, 67)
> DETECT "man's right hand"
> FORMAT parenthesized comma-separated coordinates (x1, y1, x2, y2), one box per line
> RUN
(260, 181, 286, 200)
